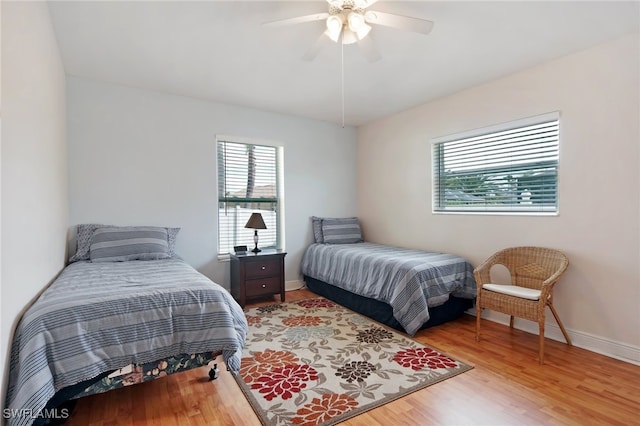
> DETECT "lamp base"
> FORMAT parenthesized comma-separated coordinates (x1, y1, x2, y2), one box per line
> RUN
(252, 230, 261, 253)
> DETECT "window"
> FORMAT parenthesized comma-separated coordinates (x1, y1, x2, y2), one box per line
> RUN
(432, 112, 559, 214)
(217, 136, 284, 255)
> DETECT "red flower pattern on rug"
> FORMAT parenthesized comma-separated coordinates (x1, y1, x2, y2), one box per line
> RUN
(282, 315, 323, 327)
(251, 364, 319, 401)
(234, 298, 472, 425)
(291, 393, 359, 425)
(245, 315, 262, 326)
(296, 299, 336, 309)
(392, 347, 459, 370)
(240, 349, 299, 383)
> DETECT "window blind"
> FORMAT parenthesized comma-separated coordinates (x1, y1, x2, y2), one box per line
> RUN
(217, 139, 281, 254)
(432, 113, 559, 213)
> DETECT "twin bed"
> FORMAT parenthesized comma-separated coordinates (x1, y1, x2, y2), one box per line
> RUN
(5, 220, 475, 425)
(302, 216, 477, 336)
(5, 225, 248, 426)
(302, 242, 476, 335)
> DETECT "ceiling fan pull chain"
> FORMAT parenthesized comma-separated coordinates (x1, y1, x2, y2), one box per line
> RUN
(341, 40, 345, 128)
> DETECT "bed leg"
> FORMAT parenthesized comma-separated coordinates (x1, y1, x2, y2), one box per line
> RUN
(208, 364, 219, 380)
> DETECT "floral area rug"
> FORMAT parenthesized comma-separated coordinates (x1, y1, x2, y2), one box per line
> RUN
(233, 298, 473, 426)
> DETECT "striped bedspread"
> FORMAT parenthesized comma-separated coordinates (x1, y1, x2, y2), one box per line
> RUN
(301, 243, 476, 335)
(5, 258, 247, 426)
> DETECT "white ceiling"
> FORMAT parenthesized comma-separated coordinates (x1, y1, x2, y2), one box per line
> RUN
(48, 1, 639, 126)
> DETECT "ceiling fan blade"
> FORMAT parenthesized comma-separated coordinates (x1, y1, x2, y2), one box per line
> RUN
(360, 0, 380, 7)
(302, 32, 332, 61)
(357, 36, 381, 63)
(263, 13, 329, 27)
(364, 11, 434, 35)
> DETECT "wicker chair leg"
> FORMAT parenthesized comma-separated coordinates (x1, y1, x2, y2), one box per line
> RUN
(548, 304, 572, 346)
(509, 316, 515, 329)
(538, 321, 545, 365)
(476, 308, 481, 341)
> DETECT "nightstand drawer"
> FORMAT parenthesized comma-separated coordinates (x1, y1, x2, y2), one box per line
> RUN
(244, 259, 281, 279)
(245, 276, 282, 298)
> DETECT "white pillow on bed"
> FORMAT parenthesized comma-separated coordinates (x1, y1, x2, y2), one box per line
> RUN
(69, 224, 180, 262)
(89, 226, 171, 262)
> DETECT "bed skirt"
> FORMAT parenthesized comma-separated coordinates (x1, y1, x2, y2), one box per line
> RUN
(304, 275, 473, 332)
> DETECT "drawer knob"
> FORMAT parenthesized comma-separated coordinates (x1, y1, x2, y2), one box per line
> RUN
(261, 266, 266, 270)
(261, 284, 266, 288)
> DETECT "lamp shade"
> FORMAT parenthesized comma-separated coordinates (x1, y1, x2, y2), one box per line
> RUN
(245, 213, 267, 230)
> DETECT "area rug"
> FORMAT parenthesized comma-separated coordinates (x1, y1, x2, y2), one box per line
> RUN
(234, 298, 473, 426)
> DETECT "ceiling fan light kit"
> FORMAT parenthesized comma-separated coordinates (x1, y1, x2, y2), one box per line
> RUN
(326, 15, 343, 42)
(264, 0, 434, 125)
(265, 0, 434, 51)
(326, 0, 374, 44)
(325, 8, 371, 44)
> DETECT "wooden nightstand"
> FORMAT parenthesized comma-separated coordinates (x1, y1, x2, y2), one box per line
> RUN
(230, 250, 287, 308)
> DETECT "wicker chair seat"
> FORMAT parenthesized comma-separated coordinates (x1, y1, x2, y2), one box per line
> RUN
(482, 284, 541, 300)
(479, 288, 541, 323)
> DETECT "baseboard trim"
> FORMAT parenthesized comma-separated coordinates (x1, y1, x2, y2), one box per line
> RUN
(469, 309, 640, 366)
(284, 290, 640, 365)
(285, 279, 306, 292)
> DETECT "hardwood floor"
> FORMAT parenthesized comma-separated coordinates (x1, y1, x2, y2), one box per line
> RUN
(67, 289, 640, 425)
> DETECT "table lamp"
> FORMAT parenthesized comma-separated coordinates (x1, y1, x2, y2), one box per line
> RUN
(245, 213, 267, 253)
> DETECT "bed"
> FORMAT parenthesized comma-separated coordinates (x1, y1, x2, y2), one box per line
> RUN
(5, 225, 248, 426)
(301, 240, 477, 336)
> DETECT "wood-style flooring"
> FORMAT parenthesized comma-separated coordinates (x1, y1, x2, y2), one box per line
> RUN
(66, 289, 640, 425)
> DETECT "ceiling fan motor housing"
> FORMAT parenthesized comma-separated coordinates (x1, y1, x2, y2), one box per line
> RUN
(327, 0, 369, 43)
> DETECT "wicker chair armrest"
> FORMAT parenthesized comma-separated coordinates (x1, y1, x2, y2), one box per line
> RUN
(540, 262, 568, 299)
(542, 259, 569, 287)
(473, 268, 491, 286)
(539, 282, 554, 301)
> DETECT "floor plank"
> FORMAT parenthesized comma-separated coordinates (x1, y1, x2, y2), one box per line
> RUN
(66, 289, 640, 425)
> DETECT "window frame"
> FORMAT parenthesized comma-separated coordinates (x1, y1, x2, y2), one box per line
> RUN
(215, 135, 285, 258)
(431, 112, 560, 216)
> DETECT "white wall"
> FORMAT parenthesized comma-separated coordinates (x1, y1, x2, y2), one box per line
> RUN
(1, 0, 69, 402)
(0, 0, 3, 408)
(357, 33, 640, 363)
(66, 76, 358, 287)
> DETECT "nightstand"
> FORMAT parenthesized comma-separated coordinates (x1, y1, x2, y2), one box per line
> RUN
(230, 250, 287, 308)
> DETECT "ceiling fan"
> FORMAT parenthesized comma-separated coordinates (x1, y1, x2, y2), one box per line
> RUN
(264, 0, 434, 62)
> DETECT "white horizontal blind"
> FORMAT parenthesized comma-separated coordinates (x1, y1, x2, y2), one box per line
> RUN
(433, 113, 559, 213)
(217, 139, 281, 254)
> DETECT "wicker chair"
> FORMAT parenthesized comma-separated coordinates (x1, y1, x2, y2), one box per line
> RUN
(474, 246, 571, 364)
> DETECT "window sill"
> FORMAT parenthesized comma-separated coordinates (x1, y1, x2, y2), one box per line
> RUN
(432, 210, 559, 217)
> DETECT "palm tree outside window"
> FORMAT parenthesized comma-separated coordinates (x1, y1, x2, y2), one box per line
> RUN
(217, 137, 284, 255)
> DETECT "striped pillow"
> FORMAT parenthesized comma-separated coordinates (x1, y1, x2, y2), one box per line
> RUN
(70, 224, 180, 262)
(321, 218, 363, 244)
(311, 216, 324, 243)
(89, 226, 171, 262)
(166, 227, 181, 257)
(69, 223, 106, 263)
